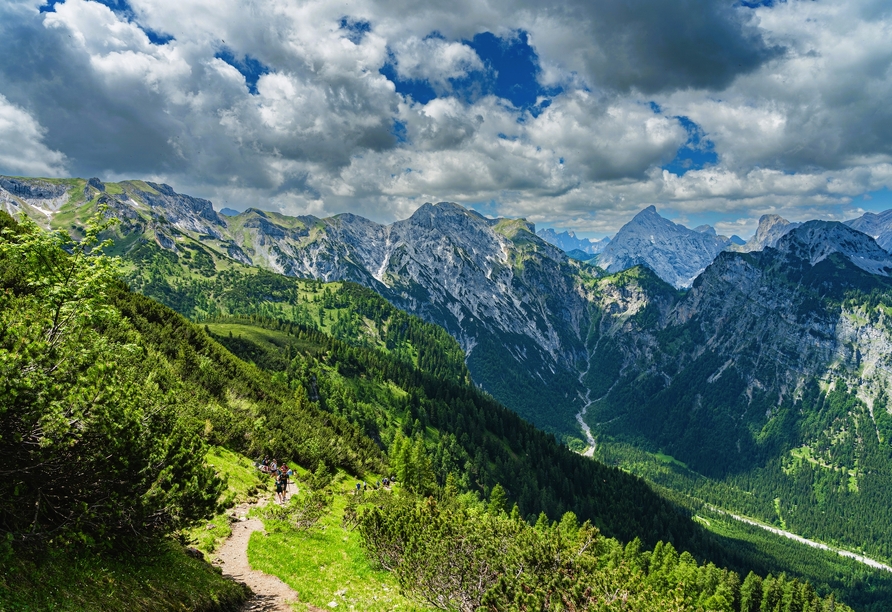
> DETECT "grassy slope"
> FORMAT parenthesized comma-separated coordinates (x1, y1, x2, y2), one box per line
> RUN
(0, 542, 248, 612)
(248, 473, 431, 612)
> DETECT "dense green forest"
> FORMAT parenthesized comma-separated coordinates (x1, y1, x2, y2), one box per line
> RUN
(358, 488, 851, 612)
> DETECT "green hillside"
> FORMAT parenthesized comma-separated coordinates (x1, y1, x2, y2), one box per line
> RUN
(0, 208, 883, 610)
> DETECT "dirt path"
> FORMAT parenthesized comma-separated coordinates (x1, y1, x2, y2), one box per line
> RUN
(214, 482, 320, 612)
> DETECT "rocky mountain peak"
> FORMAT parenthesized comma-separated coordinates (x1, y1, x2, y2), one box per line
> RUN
(734, 214, 800, 253)
(775, 220, 892, 276)
(844, 209, 892, 252)
(596, 206, 731, 289)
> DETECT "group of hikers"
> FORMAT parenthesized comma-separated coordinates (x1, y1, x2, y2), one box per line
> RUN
(258, 457, 292, 503)
(258, 456, 397, 502)
(355, 476, 395, 493)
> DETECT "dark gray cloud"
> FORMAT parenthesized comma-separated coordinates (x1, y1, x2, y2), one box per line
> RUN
(0, 4, 181, 177)
(527, 0, 783, 94)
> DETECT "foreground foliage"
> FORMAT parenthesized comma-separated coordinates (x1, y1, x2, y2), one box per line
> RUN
(0, 212, 221, 544)
(359, 492, 852, 612)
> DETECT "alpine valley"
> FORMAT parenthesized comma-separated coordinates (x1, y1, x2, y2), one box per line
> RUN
(6, 174, 892, 609)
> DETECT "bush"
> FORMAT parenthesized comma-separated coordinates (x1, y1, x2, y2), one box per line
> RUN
(0, 213, 223, 545)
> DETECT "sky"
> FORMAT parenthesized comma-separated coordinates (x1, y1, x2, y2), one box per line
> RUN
(1, 0, 891, 239)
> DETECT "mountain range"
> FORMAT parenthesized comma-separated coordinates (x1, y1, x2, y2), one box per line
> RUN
(6, 174, 892, 566)
(537, 227, 610, 255)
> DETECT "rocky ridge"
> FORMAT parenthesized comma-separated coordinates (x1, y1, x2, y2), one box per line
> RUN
(1, 176, 591, 432)
(845, 208, 892, 252)
(585, 220, 892, 476)
(537, 228, 610, 255)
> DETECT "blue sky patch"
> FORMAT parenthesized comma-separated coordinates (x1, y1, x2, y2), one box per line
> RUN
(859, 188, 892, 214)
(42, 0, 133, 14)
(143, 27, 174, 45)
(392, 120, 408, 144)
(736, 0, 780, 8)
(339, 17, 371, 45)
(380, 62, 438, 104)
(466, 31, 560, 111)
(662, 116, 718, 175)
(380, 29, 560, 114)
(215, 48, 270, 95)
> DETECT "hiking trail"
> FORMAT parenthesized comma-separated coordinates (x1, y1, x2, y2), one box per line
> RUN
(214, 482, 323, 612)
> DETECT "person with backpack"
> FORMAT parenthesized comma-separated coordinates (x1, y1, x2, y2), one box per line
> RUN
(276, 465, 289, 503)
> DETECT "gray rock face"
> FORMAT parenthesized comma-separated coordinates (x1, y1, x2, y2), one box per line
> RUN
(0, 177, 68, 200)
(596, 206, 731, 288)
(537, 228, 610, 255)
(220, 201, 590, 427)
(733, 214, 800, 253)
(133, 182, 225, 239)
(775, 220, 892, 277)
(845, 209, 892, 252)
(0, 177, 71, 221)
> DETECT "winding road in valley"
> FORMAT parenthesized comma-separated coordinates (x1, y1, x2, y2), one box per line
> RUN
(575, 367, 597, 457)
(705, 506, 892, 574)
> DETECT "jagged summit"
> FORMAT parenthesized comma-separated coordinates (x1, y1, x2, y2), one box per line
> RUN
(776, 220, 892, 276)
(733, 213, 800, 253)
(845, 209, 892, 252)
(537, 227, 610, 255)
(596, 206, 731, 289)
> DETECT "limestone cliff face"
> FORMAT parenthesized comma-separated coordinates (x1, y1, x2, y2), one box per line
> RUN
(223, 202, 592, 427)
(596, 206, 731, 289)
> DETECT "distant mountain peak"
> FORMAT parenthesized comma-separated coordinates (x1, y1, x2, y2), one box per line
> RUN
(597, 206, 730, 288)
(776, 220, 892, 276)
(537, 228, 610, 255)
(732, 213, 800, 253)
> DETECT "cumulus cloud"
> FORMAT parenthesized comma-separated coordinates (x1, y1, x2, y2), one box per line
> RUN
(0, 0, 889, 234)
(391, 37, 485, 95)
(0, 94, 68, 177)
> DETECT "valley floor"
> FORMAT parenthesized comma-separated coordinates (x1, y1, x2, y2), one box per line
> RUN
(705, 506, 892, 573)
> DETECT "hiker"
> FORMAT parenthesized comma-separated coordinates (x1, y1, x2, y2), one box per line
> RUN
(277, 466, 289, 503)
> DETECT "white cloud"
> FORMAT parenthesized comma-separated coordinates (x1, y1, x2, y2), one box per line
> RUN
(391, 37, 484, 95)
(0, 94, 68, 177)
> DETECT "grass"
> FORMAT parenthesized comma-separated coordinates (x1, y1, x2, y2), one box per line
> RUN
(187, 446, 271, 556)
(248, 473, 432, 612)
(0, 540, 249, 611)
